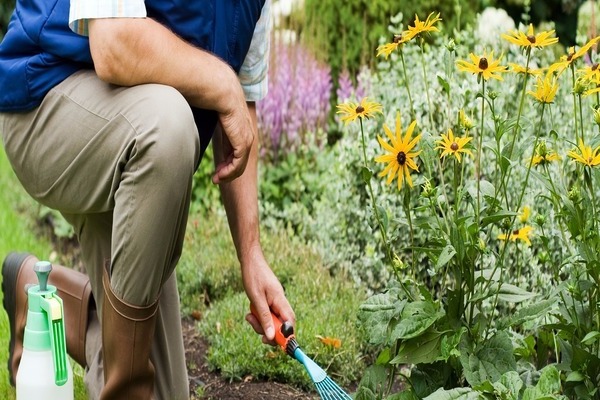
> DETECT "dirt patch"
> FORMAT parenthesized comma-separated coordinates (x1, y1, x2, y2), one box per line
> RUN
(183, 317, 318, 400)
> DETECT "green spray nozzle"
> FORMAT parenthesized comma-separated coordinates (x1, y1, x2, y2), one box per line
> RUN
(23, 261, 69, 386)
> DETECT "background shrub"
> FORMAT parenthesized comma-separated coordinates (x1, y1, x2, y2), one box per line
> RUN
(302, 0, 481, 80)
(0, 0, 15, 39)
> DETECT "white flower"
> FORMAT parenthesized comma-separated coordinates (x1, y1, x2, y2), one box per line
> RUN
(477, 7, 516, 45)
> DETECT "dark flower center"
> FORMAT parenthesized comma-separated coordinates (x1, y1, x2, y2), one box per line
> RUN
(526, 35, 536, 44)
(393, 34, 403, 44)
(450, 142, 459, 151)
(588, 157, 594, 164)
(479, 57, 489, 70)
(593, 63, 599, 71)
(355, 105, 365, 114)
(567, 52, 575, 62)
(513, 229, 520, 235)
(397, 151, 407, 165)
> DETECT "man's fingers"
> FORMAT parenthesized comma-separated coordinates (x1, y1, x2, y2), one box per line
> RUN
(211, 151, 249, 183)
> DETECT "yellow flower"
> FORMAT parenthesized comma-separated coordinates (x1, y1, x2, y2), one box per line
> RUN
(458, 109, 475, 130)
(456, 51, 507, 81)
(519, 206, 530, 223)
(375, 112, 422, 190)
(502, 24, 559, 49)
(404, 12, 442, 40)
(527, 73, 559, 104)
(567, 140, 600, 167)
(531, 140, 560, 167)
(531, 153, 560, 166)
(498, 226, 534, 246)
(376, 34, 411, 59)
(548, 36, 600, 76)
(508, 63, 544, 76)
(435, 128, 473, 163)
(579, 62, 600, 84)
(336, 98, 383, 125)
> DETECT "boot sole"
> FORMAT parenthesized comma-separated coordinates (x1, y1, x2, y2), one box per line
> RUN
(2, 252, 31, 386)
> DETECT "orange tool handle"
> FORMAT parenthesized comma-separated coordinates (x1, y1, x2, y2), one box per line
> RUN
(250, 304, 296, 353)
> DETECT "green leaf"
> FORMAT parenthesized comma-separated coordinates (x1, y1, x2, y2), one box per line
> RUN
(460, 331, 517, 386)
(423, 387, 481, 400)
(581, 331, 600, 346)
(391, 331, 444, 365)
(436, 244, 456, 270)
(492, 283, 537, 303)
(537, 365, 561, 394)
(499, 297, 556, 329)
(437, 75, 450, 95)
(390, 301, 444, 340)
(359, 294, 403, 345)
(565, 370, 585, 382)
(361, 166, 373, 183)
(480, 210, 518, 228)
(496, 371, 523, 398)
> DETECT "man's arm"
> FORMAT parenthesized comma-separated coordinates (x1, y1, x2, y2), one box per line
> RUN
(88, 18, 251, 182)
(212, 102, 294, 341)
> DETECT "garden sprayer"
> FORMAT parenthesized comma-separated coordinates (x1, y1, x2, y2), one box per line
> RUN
(251, 305, 351, 400)
(16, 261, 73, 400)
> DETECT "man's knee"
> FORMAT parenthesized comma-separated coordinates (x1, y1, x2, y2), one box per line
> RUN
(132, 84, 200, 181)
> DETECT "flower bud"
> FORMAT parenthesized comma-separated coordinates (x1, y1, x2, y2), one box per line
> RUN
(446, 39, 456, 53)
(568, 185, 582, 203)
(534, 213, 546, 227)
(573, 78, 588, 95)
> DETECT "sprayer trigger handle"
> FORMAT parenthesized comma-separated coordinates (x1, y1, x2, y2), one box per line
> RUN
(281, 321, 294, 338)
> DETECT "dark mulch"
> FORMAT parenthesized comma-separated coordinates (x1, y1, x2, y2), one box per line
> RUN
(183, 317, 319, 400)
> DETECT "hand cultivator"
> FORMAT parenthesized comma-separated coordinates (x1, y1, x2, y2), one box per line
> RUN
(253, 307, 352, 400)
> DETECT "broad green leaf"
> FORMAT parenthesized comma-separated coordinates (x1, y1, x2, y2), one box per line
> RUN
(391, 331, 444, 365)
(536, 365, 561, 394)
(356, 364, 388, 399)
(492, 283, 537, 303)
(423, 387, 481, 400)
(359, 294, 402, 345)
(436, 244, 456, 270)
(480, 210, 518, 228)
(361, 166, 373, 182)
(499, 297, 556, 329)
(565, 370, 585, 382)
(390, 301, 444, 340)
(440, 328, 465, 360)
(496, 371, 523, 398)
(437, 75, 450, 94)
(581, 331, 600, 346)
(460, 331, 517, 386)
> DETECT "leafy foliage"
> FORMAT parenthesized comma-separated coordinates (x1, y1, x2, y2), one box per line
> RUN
(302, 0, 480, 79)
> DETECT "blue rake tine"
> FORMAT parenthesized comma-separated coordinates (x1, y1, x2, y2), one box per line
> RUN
(294, 348, 352, 400)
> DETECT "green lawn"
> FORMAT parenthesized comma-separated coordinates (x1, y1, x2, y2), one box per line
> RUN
(0, 145, 87, 399)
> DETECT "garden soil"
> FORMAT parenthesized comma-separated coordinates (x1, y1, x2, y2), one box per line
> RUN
(182, 318, 319, 400)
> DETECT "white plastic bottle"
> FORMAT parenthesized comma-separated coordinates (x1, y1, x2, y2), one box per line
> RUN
(16, 261, 74, 400)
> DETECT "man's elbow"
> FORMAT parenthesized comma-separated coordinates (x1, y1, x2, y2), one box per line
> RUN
(88, 19, 135, 85)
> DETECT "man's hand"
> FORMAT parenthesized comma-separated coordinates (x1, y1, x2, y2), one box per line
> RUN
(212, 102, 255, 184)
(242, 247, 295, 343)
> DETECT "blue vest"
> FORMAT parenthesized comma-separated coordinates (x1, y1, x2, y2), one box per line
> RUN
(0, 0, 265, 152)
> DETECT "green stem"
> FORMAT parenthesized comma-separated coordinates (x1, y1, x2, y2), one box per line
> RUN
(501, 50, 532, 207)
(476, 79, 485, 230)
(359, 118, 413, 301)
(420, 39, 434, 127)
(359, 118, 390, 261)
(578, 93, 585, 146)
(400, 50, 415, 119)
(404, 187, 416, 282)
(513, 104, 546, 226)
(571, 65, 579, 145)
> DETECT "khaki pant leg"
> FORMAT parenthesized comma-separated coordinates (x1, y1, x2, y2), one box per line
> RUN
(1, 70, 198, 400)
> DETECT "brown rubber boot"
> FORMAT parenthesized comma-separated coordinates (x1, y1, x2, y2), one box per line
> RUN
(2, 252, 93, 385)
(100, 266, 159, 400)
